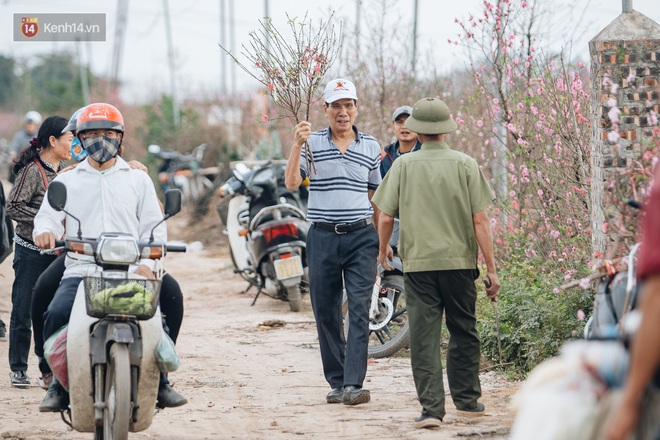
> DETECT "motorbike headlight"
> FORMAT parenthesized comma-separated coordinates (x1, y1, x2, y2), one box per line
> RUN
(97, 236, 140, 265)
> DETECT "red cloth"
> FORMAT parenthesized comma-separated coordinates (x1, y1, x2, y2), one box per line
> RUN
(637, 167, 660, 280)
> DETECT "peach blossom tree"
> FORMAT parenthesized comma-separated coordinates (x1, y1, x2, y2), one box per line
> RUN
(452, 0, 660, 372)
(454, 0, 594, 282)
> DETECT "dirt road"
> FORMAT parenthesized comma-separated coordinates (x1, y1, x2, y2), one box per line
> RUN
(0, 213, 518, 439)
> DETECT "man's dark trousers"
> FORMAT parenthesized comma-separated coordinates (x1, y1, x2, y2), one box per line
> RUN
(42, 277, 82, 343)
(405, 269, 482, 420)
(307, 223, 378, 390)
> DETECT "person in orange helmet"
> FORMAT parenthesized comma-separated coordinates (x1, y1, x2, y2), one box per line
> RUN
(33, 103, 187, 412)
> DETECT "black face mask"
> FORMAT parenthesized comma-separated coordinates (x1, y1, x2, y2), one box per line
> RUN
(82, 136, 120, 165)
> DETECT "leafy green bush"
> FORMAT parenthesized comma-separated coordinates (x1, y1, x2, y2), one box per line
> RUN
(476, 260, 593, 375)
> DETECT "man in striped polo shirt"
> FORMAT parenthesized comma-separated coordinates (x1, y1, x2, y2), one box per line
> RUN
(285, 78, 381, 406)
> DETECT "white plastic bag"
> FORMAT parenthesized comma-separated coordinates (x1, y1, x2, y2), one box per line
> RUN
(510, 340, 628, 440)
(155, 329, 180, 372)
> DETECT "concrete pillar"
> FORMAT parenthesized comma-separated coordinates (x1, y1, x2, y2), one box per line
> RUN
(589, 8, 660, 256)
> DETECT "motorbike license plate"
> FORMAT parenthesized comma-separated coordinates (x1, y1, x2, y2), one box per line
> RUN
(273, 255, 304, 280)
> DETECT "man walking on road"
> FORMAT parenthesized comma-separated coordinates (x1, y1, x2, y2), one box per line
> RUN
(285, 78, 382, 406)
(372, 97, 500, 429)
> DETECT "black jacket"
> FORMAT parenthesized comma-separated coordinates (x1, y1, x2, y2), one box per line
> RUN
(380, 140, 423, 177)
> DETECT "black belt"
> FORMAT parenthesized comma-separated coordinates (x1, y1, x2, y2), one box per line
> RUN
(314, 218, 373, 234)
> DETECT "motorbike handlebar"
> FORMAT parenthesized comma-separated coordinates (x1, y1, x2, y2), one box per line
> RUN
(166, 244, 187, 253)
(218, 183, 232, 198)
(39, 241, 65, 256)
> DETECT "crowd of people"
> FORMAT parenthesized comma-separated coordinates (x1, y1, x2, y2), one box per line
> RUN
(0, 76, 657, 436)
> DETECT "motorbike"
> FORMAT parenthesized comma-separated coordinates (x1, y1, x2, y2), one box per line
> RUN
(511, 201, 656, 440)
(584, 200, 644, 340)
(217, 161, 310, 312)
(584, 242, 641, 339)
(45, 182, 186, 439)
(342, 219, 410, 358)
(148, 143, 215, 217)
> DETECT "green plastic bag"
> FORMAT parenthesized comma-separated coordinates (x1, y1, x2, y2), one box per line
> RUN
(90, 281, 155, 316)
(155, 329, 180, 372)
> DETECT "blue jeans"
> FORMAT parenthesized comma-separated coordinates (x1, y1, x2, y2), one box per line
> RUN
(306, 223, 378, 389)
(9, 243, 56, 372)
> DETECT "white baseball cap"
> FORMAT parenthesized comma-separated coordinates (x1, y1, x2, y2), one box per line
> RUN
(24, 110, 42, 124)
(323, 78, 358, 104)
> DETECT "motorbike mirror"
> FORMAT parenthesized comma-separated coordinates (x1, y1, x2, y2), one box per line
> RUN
(164, 189, 182, 217)
(235, 162, 250, 176)
(47, 181, 84, 239)
(47, 181, 67, 211)
(148, 189, 181, 244)
(147, 144, 161, 154)
(232, 168, 244, 182)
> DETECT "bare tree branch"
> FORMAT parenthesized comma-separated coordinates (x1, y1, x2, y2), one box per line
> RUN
(219, 13, 343, 173)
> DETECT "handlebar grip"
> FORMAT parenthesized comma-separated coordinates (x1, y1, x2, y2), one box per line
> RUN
(166, 244, 187, 253)
(55, 240, 65, 248)
(218, 184, 230, 198)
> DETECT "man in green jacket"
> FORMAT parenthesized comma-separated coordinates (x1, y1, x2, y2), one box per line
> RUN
(372, 97, 500, 429)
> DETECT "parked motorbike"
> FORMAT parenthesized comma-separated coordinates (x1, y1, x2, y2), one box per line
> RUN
(342, 219, 410, 358)
(584, 242, 641, 339)
(585, 200, 643, 340)
(217, 161, 310, 312)
(45, 182, 186, 439)
(511, 201, 655, 440)
(148, 143, 215, 217)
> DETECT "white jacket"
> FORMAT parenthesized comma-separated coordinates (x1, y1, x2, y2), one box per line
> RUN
(33, 156, 167, 278)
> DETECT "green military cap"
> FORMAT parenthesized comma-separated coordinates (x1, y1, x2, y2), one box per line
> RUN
(404, 98, 457, 135)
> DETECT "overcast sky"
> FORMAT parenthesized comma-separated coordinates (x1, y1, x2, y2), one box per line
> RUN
(1, 0, 659, 103)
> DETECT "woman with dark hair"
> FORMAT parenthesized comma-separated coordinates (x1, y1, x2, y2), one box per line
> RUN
(6, 115, 72, 388)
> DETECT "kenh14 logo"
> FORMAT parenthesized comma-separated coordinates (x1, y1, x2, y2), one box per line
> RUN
(21, 17, 39, 38)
